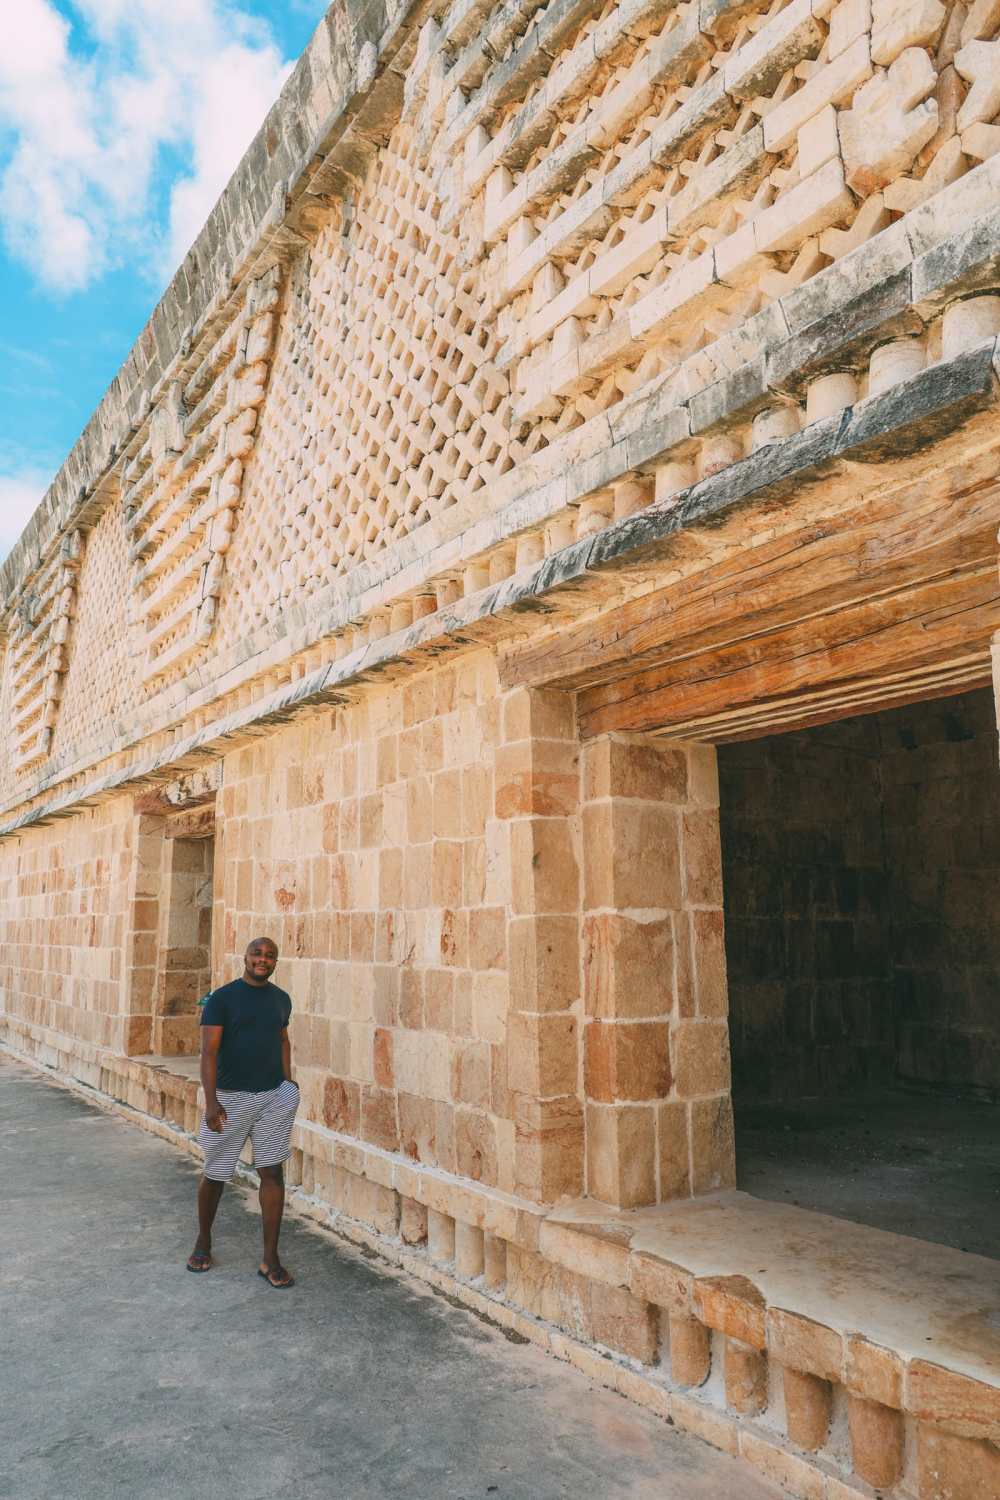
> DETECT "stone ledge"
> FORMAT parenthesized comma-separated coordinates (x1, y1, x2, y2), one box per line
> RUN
(7, 1018, 997, 1412)
(545, 1192, 1000, 1420)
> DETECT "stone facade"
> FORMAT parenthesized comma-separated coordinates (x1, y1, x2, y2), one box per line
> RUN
(3, 0, 1000, 1495)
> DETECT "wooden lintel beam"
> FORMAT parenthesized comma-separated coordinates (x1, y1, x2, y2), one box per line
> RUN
(651, 656, 992, 744)
(578, 571, 1000, 739)
(500, 460, 1000, 696)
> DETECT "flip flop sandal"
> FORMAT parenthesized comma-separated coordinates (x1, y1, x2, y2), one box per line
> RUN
(187, 1251, 213, 1273)
(258, 1265, 295, 1289)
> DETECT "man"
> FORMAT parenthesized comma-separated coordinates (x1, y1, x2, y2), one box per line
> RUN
(186, 936, 299, 1288)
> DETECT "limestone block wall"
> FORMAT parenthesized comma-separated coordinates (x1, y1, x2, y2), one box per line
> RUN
(581, 733, 735, 1205)
(0, 801, 135, 1052)
(197, 700, 732, 1212)
(882, 688, 1000, 1097)
(0, 652, 740, 1219)
(155, 833, 215, 1058)
(211, 653, 581, 1202)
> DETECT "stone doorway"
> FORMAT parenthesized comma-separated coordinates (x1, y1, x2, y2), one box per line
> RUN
(717, 687, 1000, 1259)
(153, 821, 216, 1057)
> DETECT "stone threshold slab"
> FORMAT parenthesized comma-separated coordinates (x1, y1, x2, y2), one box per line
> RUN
(546, 1191, 1000, 1398)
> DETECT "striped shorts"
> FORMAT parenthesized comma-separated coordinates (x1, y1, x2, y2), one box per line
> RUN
(199, 1080, 300, 1182)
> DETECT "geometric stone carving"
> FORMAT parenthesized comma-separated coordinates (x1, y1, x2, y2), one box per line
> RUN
(960, 0, 1000, 43)
(7, 0, 1000, 796)
(870, 0, 946, 64)
(123, 266, 281, 689)
(216, 133, 514, 645)
(840, 48, 940, 193)
(954, 40, 1000, 131)
(5, 528, 84, 768)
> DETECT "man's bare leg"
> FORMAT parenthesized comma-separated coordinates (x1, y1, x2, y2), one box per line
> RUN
(258, 1164, 293, 1287)
(187, 1177, 225, 1270)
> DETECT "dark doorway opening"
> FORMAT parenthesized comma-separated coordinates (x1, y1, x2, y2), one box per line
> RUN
(718, 687, 1000, 1257)
(155, 827, 216, 1057)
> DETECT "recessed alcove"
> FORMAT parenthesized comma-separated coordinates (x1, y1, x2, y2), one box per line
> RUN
(718, 688, 1000, 1258)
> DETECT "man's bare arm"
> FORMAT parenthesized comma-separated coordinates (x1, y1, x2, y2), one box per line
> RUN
(201, 1026, 226, 1132)
(281, 1029, 293, 1084)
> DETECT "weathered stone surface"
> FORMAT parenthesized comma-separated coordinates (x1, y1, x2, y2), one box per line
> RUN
(669, 1314, 712, 1386)
(693, 1275, 766, 1348)
(766, 1310, 843, 1383)
(725, 1339, 767, 1415)
(844, 1335, 903, 1408)
(630, 1252, 693, 1313)
(767, 268, 919, 393)
(848, 1394, 904, 1488)
(836, 341, 997, 460)
(917, 1424, 1000, 1500)
(909, 1360, 1000, 1442)
(783, 1368, 832, 1452)
(911, 206, 1000, 310)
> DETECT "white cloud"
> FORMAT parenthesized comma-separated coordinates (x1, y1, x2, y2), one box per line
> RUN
(0, 470, 51, 562)
(0, 1, 302, 292)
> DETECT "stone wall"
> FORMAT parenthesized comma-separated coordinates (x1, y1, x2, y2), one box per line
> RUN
(0, 800, 136, 1053)
(719, 719, 893, 1103)
(155, 831, 215, 1057)
(883, 688, 1000, 1099)
(581, 734, 735, 1204)
(720, 688, 1000, 1105)
(215, 654, 525, 1196)
(0, 658, 734, 1214)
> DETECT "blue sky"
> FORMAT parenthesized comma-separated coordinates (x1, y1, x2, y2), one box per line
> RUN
(0, 0, 328, 561)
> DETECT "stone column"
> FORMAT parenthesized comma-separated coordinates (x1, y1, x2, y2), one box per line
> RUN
(120, 810, 165, 1056)
(580, 735, 734, 1208)
(500, 687, 584, 1203)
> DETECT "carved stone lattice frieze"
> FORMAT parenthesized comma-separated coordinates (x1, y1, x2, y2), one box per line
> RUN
(5, 0, 1000, 795)
(215, 133, 518, 646)
(123, 266, 282, 689)
(4, 529, 84, 770)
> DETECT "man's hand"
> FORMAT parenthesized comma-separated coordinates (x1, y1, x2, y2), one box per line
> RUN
(201, 1026, 224, 1132)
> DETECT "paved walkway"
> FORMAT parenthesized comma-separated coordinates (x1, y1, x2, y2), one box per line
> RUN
(1, 1054, 783, 1500)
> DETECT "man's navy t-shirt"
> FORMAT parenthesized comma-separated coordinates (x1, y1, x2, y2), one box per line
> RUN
(200, 978, 291, 1092)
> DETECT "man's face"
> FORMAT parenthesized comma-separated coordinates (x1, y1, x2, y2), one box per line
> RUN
(245, 942, 278, 981)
